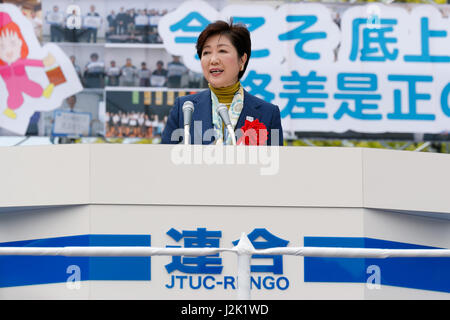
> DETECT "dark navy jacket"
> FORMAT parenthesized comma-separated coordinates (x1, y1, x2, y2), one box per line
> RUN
(161, 89, 284, 145)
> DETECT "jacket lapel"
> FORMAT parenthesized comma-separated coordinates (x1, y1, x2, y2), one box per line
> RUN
(191, 90, 213, 144)
(235, 90, 262, 130)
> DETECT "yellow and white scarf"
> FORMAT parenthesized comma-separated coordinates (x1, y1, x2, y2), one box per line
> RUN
(210, 84, 244, 145)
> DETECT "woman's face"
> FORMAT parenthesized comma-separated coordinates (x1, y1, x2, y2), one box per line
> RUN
(200, 33, 247, 88)
(0, 30, 22, 64)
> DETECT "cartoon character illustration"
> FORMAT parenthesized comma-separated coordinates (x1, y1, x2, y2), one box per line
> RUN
(0, 11, 55, 119)
(0, 5, 82, 135)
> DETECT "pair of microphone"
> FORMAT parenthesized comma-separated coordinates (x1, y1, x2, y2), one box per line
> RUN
(182, 101, 237, 145)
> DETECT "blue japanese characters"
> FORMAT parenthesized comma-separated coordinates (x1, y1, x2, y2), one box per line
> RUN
(158, 2, 450, 134)
(164, 227, 291, 291)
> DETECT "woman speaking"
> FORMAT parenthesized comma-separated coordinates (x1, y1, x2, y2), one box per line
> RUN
(161, 20, 283, 146)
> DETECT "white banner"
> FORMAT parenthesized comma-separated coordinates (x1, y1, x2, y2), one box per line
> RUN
(158, 1, 450, 134)
(83, 16, 101, 29)
(52, 110, 91, 137)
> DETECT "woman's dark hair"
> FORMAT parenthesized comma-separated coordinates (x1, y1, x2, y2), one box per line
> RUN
(196, 19, 251, 80)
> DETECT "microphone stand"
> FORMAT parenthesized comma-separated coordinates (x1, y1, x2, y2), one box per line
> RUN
(182, 101, 194, 145)
(217, 104, 237, 146)
(184, 125, 190, 145)
(226, 124, 237, 146)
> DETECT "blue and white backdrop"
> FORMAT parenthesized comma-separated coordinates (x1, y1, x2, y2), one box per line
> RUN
(158, 1, 450, 134)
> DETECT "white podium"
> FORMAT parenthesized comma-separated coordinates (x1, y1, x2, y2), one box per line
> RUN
(0, 144, 449, 299)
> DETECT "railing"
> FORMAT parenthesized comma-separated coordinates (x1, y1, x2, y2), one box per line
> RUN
(1, 233, 450, 299)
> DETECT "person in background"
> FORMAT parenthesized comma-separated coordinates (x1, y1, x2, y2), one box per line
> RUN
(54, 95, 89, 144)
(86, 5, 101, 43)
(162, 20, 283, 145)
(167, 55, 188, 88)
(106, 10, 116, 35)
(151, 60, 168, 87)
(65, 7, 82, 42)
(63, 95, 77, 112)
(121, 58, 137, 86)
(58, 95, 77, 144)
(112, 111, 121, 136)
(138, 62, 151, 87)
(135, 9, 149, 36)
(70, 55, 83, 85)
(128, 111, 138, 136)
(59, 94, 92, 121)
(155, 115, 165, 137)
(142, 114, 151, 138)
(84, 53, 105, 88)
(116, 7, 128, 35)
(106, 60, 121, 86)
(148, 8, 158, 34)
(46, 5, 64, 42)
(126, 9, 136, 36)
(146, 27, 159, 43)
(120, 111, 129, 136)
(138, 112, 145, 137)
(151, 114, 159, 135)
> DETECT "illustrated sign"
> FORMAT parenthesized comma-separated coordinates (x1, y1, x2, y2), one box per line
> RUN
(0, 4, 82, 135)
(158, 1, 450, 134)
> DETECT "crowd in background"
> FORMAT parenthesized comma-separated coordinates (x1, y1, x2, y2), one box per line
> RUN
(105, 111, 167, 139)
(105, 7, 167, 43)
(43, 4, 168, 43)
(71, 53, 206, 88)
(45, 4, 101, 43)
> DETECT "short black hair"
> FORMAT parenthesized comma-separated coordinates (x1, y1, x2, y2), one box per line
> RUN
(196, 19, 251, 80)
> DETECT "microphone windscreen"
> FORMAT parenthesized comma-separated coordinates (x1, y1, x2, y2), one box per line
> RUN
(182, 101, 194, 126)
(217, 104, 231, 126)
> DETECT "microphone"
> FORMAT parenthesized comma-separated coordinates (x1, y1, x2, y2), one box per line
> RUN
(182, 101, 194, 145)
(217, 104, 236, 145)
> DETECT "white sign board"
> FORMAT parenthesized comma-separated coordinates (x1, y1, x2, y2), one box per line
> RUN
(52, 110, 91, 137)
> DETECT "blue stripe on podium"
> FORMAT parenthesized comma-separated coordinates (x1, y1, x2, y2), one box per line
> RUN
(304, 237, 450, 293)
(0, 234, 151, 288)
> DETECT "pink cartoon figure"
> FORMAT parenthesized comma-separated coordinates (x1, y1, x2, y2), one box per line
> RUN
(0, 11, 54, 119)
